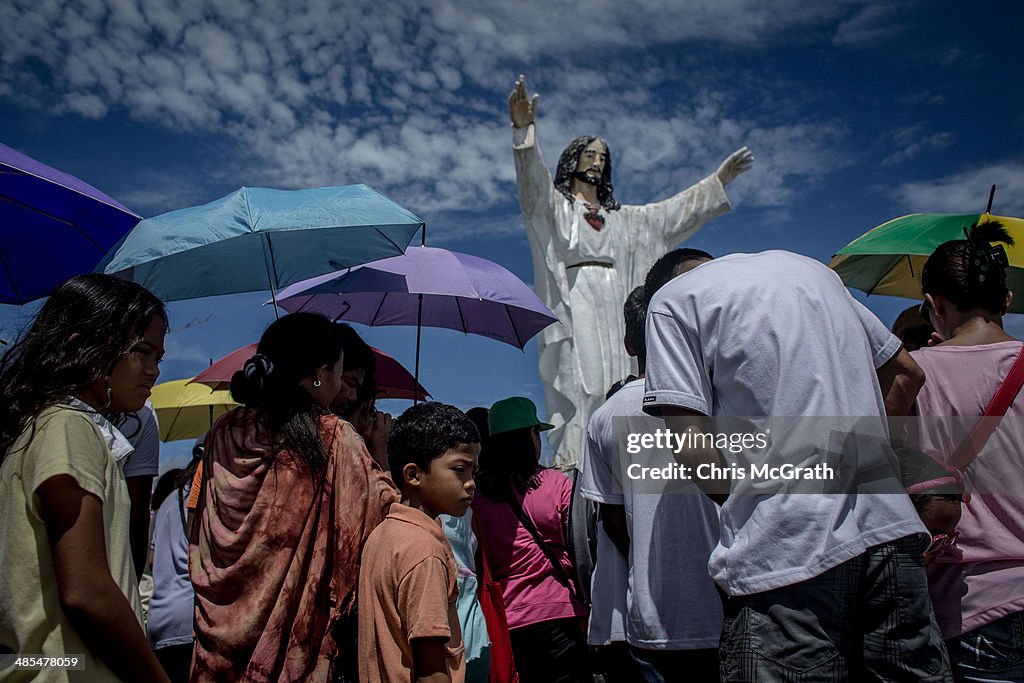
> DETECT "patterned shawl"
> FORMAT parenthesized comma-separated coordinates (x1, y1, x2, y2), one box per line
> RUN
(189, 408, 397, 682)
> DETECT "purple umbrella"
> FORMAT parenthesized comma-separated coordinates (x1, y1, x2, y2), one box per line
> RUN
(275, 246, 558, 397)
(0, 142, 141, 304)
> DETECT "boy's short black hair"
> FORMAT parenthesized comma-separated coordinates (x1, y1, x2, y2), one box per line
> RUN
(643, 248, 713, 307)
(388, 402, 480, 486)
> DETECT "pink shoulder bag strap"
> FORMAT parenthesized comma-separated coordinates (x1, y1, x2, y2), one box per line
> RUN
(948, 347, 1024, 471)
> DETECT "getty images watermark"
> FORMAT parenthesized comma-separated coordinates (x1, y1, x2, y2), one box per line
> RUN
(624, 426, 835, 482)
(599, 415, 1024, 497)
(590, 415, 961, 498)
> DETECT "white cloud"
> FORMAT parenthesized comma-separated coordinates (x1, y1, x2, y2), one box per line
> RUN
(0, 0, 877, 233)
(833, 2, 906, 46)
(892, 162, 1024, 216)
(881, 126, 955, 166)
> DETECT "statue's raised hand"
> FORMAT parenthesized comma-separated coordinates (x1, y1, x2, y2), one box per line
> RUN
(509, 74, 539, 129)
(716, 147, 755, 186)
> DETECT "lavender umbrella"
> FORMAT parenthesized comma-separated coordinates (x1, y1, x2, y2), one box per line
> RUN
(0, 142, 141, 304)
(275, 246, 559, 397)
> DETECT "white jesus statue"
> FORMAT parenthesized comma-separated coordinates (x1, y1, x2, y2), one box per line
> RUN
(509, 74, 754, 468)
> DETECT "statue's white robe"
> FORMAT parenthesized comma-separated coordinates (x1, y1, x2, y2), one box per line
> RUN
(513, 124, 731, 467)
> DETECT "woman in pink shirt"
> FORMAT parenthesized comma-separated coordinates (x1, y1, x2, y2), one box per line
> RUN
(472, 397, 589, 682)
(908, 220, 1024, 681)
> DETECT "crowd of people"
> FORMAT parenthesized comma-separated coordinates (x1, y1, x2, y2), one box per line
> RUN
(1, 222, 1022, 683)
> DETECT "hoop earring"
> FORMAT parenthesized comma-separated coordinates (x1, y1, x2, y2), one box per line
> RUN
(313, 379, 322, 388)
(103, 377, 112, 411)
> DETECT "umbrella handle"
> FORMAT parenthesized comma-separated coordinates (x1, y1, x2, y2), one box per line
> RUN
(414, 293, 423, 405)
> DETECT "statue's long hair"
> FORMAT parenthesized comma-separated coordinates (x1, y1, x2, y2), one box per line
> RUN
(554, 136, 621, 211)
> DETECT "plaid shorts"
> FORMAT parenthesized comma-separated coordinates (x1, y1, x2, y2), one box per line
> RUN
(719, 535, 953, 682)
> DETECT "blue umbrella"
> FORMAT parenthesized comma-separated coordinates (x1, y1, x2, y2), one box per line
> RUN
(0, 142, 141, 304)
(99, 184, 423, 306)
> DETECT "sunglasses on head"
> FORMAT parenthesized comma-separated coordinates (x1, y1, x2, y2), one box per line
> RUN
(919, 299, 932, 325)
(904, 469, 971, 504)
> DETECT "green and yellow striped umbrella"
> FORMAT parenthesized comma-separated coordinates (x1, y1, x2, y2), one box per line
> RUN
(829, 212, 1024, 312)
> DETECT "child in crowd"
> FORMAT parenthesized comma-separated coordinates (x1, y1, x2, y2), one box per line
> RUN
(473, 397, 590, 683)
(444, 406, 492, 683)
(359, 402, 480, 683)
(0, 274, 170, 682)
(148, 434, 205, 682)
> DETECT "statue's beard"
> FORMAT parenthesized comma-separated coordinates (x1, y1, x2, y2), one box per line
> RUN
(573, 170, 600, 186)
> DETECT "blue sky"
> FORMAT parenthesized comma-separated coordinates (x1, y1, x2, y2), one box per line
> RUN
(2, 0, 1023, 470)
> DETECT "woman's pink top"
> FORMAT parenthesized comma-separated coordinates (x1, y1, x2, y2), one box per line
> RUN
(908, 341, 1024, 638)
(472, 468, 587, 629)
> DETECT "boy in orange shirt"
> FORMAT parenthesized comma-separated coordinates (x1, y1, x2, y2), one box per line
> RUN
(359, 402, 481, 683)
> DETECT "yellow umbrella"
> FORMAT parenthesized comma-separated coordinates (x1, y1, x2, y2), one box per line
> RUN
(150, 379, 238, 442)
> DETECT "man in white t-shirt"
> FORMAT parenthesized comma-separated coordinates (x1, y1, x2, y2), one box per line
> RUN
(582, 267, 722, 683)
(643, 251, 952, 680)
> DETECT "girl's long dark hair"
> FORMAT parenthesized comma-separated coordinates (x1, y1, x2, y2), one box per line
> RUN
(476, 426, 542, 501)
(229, 313, 343, 469)
(0, 274, 166, 463)
(922, 220, 1014, 314)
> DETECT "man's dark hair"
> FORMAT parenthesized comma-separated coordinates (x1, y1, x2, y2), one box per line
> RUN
(554, 136, 620, 211)
(388, 402, 479, 486)
(891, 305, 935, 353)
(337, 323, 375, 374)
(476, 426, 542, 502)
(465, 407, 490, 443)
(623, 286, 647, 367)
(643, 248, 714, 307)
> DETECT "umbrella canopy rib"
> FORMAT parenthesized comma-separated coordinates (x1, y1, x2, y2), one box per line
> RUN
(370, 291, 389, 326)
(1, 194, 78, 232)
(454, 297, 469, 333)
(374, 226, 408, 255)
(867, 254, 908, 296)
(261, 232, 280, 291)
(0, 158, 139, 216)
(505, 304, 524, 349)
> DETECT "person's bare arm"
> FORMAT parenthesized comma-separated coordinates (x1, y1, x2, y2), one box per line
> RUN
(412, 637, 450, 683)
(662, 407, 729, 502)
(38, 475, 170, 683)
(125, 474, 152, 578)
(876, 347, 925, 417)
(600, 503, 629, 559)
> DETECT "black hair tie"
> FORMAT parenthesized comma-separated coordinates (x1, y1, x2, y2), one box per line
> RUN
(243, 353, 275, 390)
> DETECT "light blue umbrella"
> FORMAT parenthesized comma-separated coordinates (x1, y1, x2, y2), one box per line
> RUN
(99, 184, 423, 307)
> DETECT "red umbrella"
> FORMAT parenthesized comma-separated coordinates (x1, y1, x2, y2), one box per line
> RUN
(190, 343, 429, 401)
